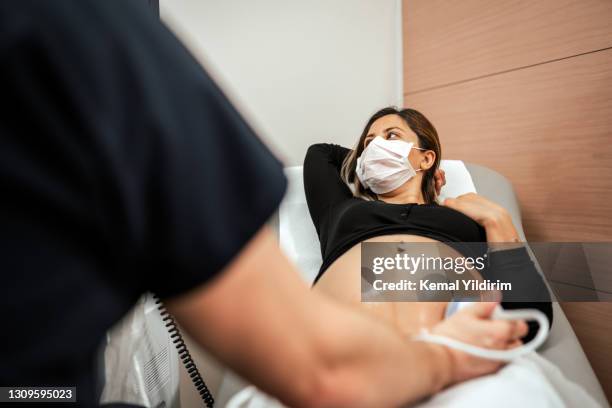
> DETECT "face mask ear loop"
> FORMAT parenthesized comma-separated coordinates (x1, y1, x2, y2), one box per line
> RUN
(410, 146, 426, 172)
(411, 308, 550, 362)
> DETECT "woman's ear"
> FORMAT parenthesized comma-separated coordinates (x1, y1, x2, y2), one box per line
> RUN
(420, 150, 436, 171)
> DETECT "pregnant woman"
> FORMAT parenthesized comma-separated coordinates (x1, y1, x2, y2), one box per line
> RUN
(226, 108, 600, 408)
(304, 106, 553, 342)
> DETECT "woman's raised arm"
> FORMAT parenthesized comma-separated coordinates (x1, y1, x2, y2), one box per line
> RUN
(303, 143, 353, 233)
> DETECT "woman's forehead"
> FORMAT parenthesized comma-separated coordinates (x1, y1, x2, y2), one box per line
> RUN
(369, 115, 417, 138)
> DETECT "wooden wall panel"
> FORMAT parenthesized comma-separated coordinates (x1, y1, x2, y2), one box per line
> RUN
(404, 48, 612, 241)
(403, 0, 612, 94)
(562, 303, 612, 402)
(402, 0, 612, 402)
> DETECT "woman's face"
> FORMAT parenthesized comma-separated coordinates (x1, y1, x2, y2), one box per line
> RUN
(363, 114, 420, 149)
(361, 114, 435, 186)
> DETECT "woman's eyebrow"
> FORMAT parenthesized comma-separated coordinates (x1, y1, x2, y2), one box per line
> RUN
(366, 127, 404, 138)
(385, 127, 404, 133)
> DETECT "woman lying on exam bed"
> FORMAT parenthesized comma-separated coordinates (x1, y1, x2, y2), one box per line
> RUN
(305, 106, 552, 342)
(224, 107, 601, 408)
(299, 108, 605, 407)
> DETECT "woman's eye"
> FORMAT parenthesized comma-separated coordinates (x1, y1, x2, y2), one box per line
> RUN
(388, 132, 400, 139)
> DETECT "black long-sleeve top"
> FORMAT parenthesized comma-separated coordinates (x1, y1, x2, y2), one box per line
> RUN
(303, 143, 552, 342)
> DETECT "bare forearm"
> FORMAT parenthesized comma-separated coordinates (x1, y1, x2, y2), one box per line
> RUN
(167, 226, 452, 407)
(308, 294, 452, 407)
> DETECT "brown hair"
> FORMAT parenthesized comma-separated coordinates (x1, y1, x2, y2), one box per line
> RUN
(340, 107, 441, 204)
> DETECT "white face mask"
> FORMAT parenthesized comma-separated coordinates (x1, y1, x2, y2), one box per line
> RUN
(355, 136, 424, 194)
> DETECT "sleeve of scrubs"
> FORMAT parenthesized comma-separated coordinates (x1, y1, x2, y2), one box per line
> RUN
(0, 1, 286, 398)
(143, 72, 289, 300)
(131, 20, 289, 299)
(0, 0, 288, 301)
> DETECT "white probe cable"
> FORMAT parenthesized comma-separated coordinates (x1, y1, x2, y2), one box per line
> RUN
(412, 307, 550, 362)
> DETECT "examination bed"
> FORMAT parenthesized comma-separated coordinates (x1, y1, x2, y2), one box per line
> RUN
(216, 161, 609, 408)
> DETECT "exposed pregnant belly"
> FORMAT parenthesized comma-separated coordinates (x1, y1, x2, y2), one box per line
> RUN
(312, 234, 452, 338)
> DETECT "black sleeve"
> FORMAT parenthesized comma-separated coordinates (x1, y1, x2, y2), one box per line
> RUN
(483, 246, 553, 343)
(303, 143, 353, 235)
(0, 0, 287, 301)
(126, 10, 289, 299)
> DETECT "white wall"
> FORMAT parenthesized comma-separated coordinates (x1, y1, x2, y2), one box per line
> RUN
(158, 2, 402, 403)
(160, 0, 401, 165)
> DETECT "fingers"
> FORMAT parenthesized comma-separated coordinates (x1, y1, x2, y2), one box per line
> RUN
(507, 339, 523, 349)
(492, 320, 526, 343)
(442, 194, 470, 208)
(441, 193, 477, 218)
(510, 319, 529, 340)
(477, 320, 514, 348)
(480, 289, 503, 303)
(463, 302, 499, 318)
(460, 303, 529, 349)
(506, 321, 528, 349)
(434, 169, 446, 195)
(442, 197, 456, 208)
(479, 318, 529, 349)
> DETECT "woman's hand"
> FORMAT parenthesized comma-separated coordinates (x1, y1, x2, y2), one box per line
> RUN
(441, 192, 505, 226)
(429, 302, 528, 385)
(441, 192, 521, 242)
(434, 169, 446, 196)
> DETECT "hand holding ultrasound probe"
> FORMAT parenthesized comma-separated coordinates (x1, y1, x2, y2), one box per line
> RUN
(412, 175, 549, 362)
(414, 191, 550, 362)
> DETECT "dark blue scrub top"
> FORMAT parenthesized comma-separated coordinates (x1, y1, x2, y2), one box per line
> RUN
(0, 1, 287, 406)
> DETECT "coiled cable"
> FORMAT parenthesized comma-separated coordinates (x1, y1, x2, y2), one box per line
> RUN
(154, 295, 215, 407)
